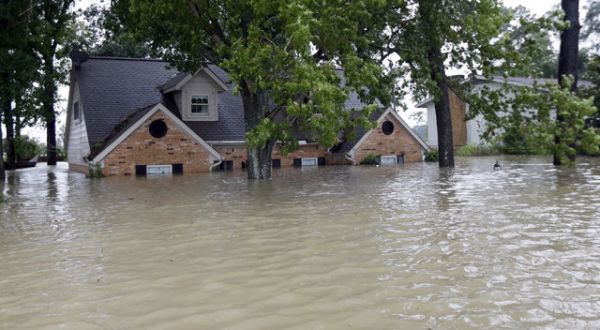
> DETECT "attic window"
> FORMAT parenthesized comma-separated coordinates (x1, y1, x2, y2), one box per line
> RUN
(149, 119, 168, 138)
(382, 121, 394, 135)
(191, 95, 209, 114)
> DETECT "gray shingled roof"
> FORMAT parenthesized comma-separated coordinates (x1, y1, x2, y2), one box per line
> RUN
(159, 72, 189, 91)
(330, 109, 384, 154)
(76, 57, 245, 149)
(473, 75, 594, 88)
(416, 75, 595, 108)
(77, 57, 178, 147)
(76, 56, 384, 155)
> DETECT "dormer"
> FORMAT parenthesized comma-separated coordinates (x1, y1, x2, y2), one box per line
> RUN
(161, 67, 228, 122)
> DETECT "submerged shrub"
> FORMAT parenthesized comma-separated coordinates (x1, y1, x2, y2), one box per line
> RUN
(455, 144, 501, 157)
(15, 136, 43, 162)
(87, 163, 104, 178)
(424, 148, 439, 162)
(360, 153, 378, 165)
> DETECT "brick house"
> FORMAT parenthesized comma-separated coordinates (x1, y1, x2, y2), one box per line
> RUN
(65, 53, 428, 176)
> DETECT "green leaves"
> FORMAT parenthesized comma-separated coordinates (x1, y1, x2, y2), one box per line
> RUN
(472, 76, 600, 165)
(124, 0, 392, 155)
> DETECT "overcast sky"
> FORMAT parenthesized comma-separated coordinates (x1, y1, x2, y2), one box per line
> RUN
(503, 0, 560, 15)
(20, 0, 573, 141)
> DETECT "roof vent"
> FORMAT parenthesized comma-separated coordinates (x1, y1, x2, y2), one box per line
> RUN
(70, 50, 90, 69)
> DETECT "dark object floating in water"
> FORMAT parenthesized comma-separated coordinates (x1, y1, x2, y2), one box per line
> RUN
(493, 160, 501, 171)
(5, 156, 38, 169)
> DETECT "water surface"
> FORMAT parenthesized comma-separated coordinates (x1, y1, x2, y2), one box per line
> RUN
(2, 157, 600, 329)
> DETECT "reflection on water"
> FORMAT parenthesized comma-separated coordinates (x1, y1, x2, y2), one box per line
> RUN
(1, 157, 600, 329)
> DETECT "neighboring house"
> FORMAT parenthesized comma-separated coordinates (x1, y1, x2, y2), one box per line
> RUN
(416, 76, 593, 149)
(65, 52, 428, 176)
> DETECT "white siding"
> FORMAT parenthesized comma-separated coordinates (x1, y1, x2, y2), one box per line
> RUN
(67, 82, 91, 165)
(425, 83, 501, 148)
(466, 104, 487, 146)
(426, 104, 438, 147)
(180, 73, 220, 121)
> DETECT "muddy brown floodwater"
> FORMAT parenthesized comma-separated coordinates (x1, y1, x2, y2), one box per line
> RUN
(1, 156, 600, 329)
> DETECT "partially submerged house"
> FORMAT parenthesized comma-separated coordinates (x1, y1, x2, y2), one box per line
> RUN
(417, 76, 593, 149)
(65, 53, 428, 176)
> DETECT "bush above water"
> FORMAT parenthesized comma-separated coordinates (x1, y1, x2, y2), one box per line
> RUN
(14, 136, 43, 162)
(424, 148, 438, 162)
(360, 153, 378, 165)
(455, 144, 501, 157)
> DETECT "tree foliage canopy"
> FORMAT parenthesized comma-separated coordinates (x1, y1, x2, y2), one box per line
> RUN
(118, 0, 394, 156)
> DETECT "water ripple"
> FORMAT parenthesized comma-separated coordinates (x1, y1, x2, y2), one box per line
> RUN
(1, 157, 600, 328)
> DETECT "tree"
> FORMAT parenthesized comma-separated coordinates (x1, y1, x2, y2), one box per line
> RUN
(466, 1, 600, 164)
(0, 100, 4, 179)
(120, 0, 392, 179)
(581, 55, 600, 126)
(583, 0, 600, 51)
(384, 0, 508, 168)
(555, 0, 582, 165)
(1, 0, 40, 171)
(71, 3, 150, 58)
(500, 6, 559, 78)
(34, 0, 75, 166)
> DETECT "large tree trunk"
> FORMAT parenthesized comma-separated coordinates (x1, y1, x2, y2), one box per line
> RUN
(15, 96, 22, 139)
(15, 113, 21, 139)
(0, 99, 5, 180)
(3, 99, 16, 169)
(43, 60, 57, 166)
(555, 0, 580, 165)
(46, 116, 57, 165)
(247, 141, 275, 180)
(428, 46, 455, 168)
(240, 82, 274, 180)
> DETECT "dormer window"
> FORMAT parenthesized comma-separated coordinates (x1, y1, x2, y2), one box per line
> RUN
(191, 95, 209, 114)
(170, 69, 226, 122)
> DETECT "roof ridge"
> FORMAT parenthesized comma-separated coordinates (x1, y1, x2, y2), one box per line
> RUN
(88, 56, 167, 62)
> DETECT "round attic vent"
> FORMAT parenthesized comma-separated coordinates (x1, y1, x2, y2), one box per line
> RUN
(382, 120, 394, 135)
(149, 119, 168, 138)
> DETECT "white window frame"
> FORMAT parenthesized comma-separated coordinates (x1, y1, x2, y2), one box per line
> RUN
(301, 157, 318, 167)
(380, 155, 397, 166)
(190, 95, 209, 115)
(182, 91, 218, 121)
(146, 164, 173, 176)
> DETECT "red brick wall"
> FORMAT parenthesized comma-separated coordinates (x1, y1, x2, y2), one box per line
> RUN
(274, 144, 328, 166)
(213, 145, 247, 169)
(102, 111, 214, 176)
(97, 111, 422, 176)
(353, 113, 424, 163)
(214, 143, 328, 169)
